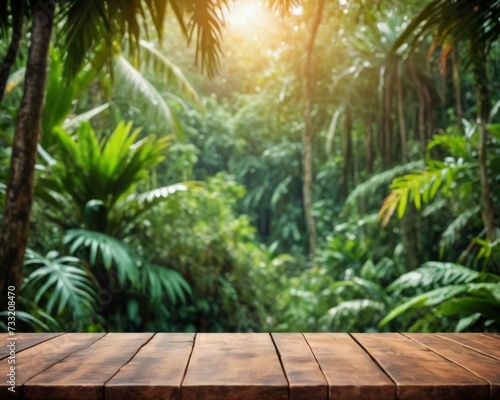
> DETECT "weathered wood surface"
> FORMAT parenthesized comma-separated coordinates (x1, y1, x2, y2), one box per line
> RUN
(105, 333, 194, 400)
(305, 333, 396, 400)
(24, 333, 153, 400)
(272, 333, 327, 400)
(353, 333, 489, 400)
(405, 333, 500, 399)
(0, 332, 498, 399)
(1, 333, 105, 400)
(182, 333, 288, 400)
(0, 333, 63, 359)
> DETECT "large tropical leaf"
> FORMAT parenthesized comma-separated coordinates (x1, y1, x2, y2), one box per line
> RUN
(138, 40, 202, 108)
(140, 262, 191, 304)
(64, 229, 140, 286)
(113, 56, 179, 135)
(387, 262, 484, 295)
(380, 282, 500, 330)
(23, 249, 96, 320)
(346, 160, 424, 205)
(58, 0, 225, 79)
(326, 299, 385, 331)
(53, 121, 169, 212)
(393, 0, 500, 55)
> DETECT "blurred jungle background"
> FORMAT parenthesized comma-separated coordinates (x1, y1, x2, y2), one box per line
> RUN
(0, 0, 499, 333)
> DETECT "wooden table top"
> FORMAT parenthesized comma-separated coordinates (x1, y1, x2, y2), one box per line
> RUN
(1, 332, 499, 400)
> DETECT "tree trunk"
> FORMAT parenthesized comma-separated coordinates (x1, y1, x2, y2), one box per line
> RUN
(365, 113, 374, 173)
(401, 209, 420, 270)
(383, 69, 393, 166)
(451, 48, 463, 127)
(396, 72, 407, 162)
(0, 1, 24, 102)
(341, 105, 353, 198)
(472, 47, 496, 241)
(0, 0, 55, 305)
(301, 0, 325, 258)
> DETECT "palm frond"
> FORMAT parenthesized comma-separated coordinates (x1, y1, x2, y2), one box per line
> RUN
(267, 0, 301, 16)
(331, 277, 387, 301)
(346, 160, 424, 205)
(378, 159, 469, 225)
(387, 262, 481, 295)
(23, 249, 96, 319)
(393, 0, 500, 55)
(62, 103, 111, 131)
(138, 40, 202, 108)
(140, 262, 191, 304)
(0, 310, 60, 332)
(64, 229, 140, 286)
(187, 0, 229, 77)
(380, 280, 500, 329)
(54, 121, 169, 211)
(439, 206, 481, 251)
(326, 299, 385, 331)
(114, 56, 178, 135)
(112, 183, 195, 231)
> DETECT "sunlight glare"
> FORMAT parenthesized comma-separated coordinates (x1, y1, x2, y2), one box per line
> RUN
(227, 1, 262, 27)
(292, 6, 303, 16)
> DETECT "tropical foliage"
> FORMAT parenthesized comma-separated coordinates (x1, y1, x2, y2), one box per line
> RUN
(0, 0, 498, 333)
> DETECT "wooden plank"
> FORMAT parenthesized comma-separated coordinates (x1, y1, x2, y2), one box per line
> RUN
(24, 333, 153, 400)
(0, 333, 63, 359)
(304, 333, 396, 400)
(105, 333, 194, 400)
(481, 333, 500, 341)
(438, 333, 500, 361)
(271, 333, 327, 400)
(0, 333, 105, 399)
(353, 333, 489, 400)
(406, 333, 500, 399)
(182, 333, 288, 400)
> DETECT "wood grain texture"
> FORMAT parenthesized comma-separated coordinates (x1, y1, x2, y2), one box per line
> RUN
(271, 333, 327, 400)
(105, 333, 194, 400)
(438, 333, 500, 361)
(24, 333, 153, 400)
(182, 333, 288, 400)
(481, 333, 500, 341)
(406, 333, 500, 399)
(0, 333, 63, 359)
(304, 333, 396, 400)
(353, 333, 489, 400)
(0, 333, 105, 399)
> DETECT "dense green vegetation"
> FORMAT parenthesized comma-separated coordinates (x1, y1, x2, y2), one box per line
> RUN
(0, 0, 499, 333)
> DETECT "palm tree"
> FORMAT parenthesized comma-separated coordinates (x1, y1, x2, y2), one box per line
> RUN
(302, 0, 325, 258)
(0, 0, 228, 306)
(394, 0, 500, 241)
